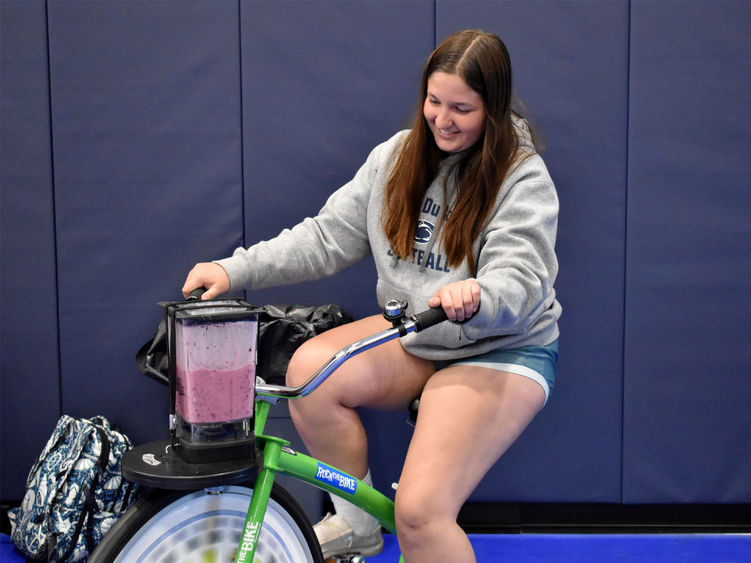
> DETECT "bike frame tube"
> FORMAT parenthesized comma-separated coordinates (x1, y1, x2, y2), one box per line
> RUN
(233, 432, 398, 563)
(234, 435, 281, 563)
(254, 393, 398, 531)
(269, 439, 398, 534)
(254, 397, 272, 436)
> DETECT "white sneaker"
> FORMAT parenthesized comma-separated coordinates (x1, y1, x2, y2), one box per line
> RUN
(313, 513, 384, 559)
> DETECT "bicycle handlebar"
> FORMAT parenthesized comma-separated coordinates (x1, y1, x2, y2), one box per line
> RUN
(255, 305, 448, 400)
(412, 306, 448, 332)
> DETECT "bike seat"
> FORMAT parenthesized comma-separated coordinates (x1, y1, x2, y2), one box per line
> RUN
(408, 396, 420, 426)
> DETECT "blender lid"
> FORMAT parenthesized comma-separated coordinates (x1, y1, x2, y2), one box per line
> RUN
(170, 299, 260, 322)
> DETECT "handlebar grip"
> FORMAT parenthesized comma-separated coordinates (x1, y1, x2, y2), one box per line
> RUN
(412, 306, 448, 332)
(187, 287, 207, 301)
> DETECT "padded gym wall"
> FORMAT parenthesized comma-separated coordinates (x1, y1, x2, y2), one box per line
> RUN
(237, 0, 433, 315)
(433, 0, 629, 503)
(2, 0, 750, 510)
(45, 1, 244, 431)
(2, 0, 246, 501)
(1, 0, 60, 500)
(236, 0, 435, 514)
(623, 0, 751, 503)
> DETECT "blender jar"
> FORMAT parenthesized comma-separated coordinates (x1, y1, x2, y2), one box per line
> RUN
(172, 303, 258, 463)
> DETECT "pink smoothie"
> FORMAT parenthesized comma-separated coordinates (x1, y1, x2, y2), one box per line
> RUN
(175, 364, 255, 423)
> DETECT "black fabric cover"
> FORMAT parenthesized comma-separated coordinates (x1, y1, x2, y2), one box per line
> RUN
(137, 304, 352, 387)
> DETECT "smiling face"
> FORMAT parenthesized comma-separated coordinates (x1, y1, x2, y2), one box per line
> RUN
(423, 71, 486, 153)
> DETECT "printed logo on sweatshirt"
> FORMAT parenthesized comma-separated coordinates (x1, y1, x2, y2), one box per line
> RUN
(422, 196, 441, 218)
(386, 196, 452, 272)
(415, 220, 435, 244)
(387, 248, 451, 272)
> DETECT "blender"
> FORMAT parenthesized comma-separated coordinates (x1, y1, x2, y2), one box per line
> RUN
(165, 297, 258, 464)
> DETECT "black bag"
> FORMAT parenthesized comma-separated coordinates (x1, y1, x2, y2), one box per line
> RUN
(136, 303, 352, 386)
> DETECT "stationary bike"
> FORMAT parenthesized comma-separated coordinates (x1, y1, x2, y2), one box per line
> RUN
(90, 295, 445, 562)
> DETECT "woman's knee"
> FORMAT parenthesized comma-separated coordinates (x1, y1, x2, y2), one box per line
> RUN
(394, 481, 453, 539)
(285, 336, 332, 387)
(285, 318, 379, 387)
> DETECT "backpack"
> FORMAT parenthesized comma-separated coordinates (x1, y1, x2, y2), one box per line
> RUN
(8, 415, 139, 562)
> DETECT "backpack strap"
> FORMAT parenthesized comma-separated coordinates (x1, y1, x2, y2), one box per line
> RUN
(58, 424, 111, 562)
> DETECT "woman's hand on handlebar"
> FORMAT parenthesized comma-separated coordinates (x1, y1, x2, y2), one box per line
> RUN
(182, 262, 230, 300)
(428, 279, 481, 322)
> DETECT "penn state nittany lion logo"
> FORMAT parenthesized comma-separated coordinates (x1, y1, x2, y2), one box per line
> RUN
(415, 220, 434, 244)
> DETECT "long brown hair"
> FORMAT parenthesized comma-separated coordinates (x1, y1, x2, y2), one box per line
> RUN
(382, 30, 526, 272)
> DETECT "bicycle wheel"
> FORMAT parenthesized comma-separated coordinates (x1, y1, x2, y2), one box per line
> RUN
(90, 483, 323, 563)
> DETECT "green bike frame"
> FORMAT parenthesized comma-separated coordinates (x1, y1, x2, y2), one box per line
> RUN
(232, 303, 446, 563)
(233, 399, 400, 563)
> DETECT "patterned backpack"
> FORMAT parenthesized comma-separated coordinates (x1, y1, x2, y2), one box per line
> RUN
(8, 415, 139, 561)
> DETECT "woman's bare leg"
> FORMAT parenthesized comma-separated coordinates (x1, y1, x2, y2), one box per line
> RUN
(286, 315, 435, 478)
(395, 366, 546, 562)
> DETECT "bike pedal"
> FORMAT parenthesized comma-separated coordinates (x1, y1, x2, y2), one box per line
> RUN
(327, 556, 366, 563)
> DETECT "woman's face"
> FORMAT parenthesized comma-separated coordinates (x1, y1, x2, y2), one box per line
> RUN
(423, 71, 486, 153)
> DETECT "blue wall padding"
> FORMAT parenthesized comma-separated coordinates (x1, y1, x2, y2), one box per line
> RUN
(622, 0, 751, 503)
(1, 0, 62, 496)
(2, 0, 750, 508)
(238, 0, 434, 315)
(45, 1, 245, 453)
(435, 0, 630, 503)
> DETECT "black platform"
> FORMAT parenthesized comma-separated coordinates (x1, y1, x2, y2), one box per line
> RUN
(122, 439, 257, 490)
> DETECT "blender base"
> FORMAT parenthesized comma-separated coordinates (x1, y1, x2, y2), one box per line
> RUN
(122, 439, 257, 490)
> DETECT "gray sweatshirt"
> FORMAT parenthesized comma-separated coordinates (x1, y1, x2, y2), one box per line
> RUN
(216, 125, 561, 360)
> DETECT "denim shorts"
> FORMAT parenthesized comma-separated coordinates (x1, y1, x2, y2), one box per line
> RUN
(435, 340, 558, 405)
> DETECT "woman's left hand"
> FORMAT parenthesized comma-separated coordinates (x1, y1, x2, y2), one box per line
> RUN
(428, 279, 481, 322)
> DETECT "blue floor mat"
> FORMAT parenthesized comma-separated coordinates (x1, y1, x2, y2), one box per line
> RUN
(3, 532, 750, 561)
(369, 532, 751, 562)
(1, 534, 24, 562)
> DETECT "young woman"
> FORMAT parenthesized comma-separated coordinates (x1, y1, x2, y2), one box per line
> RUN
(183, 29, 561, 563)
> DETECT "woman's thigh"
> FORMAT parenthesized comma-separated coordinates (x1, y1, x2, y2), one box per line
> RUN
(396, 366, 546, 518)
(286, 314, 436, 410)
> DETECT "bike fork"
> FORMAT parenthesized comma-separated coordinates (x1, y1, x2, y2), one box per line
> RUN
(234, 437, 283, 563)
